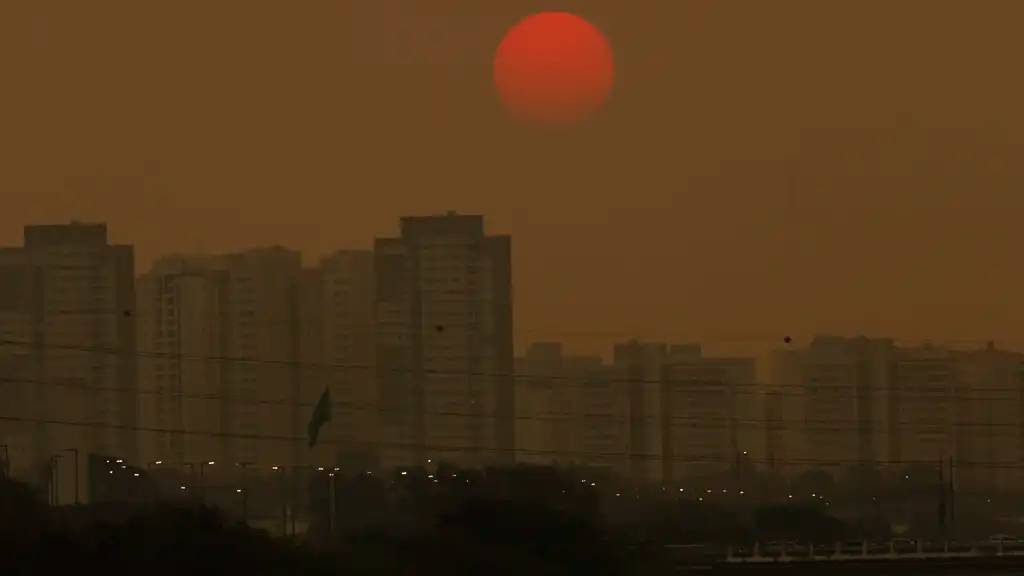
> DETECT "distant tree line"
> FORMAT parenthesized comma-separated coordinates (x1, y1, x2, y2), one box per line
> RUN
(3, 460, 1017, 575)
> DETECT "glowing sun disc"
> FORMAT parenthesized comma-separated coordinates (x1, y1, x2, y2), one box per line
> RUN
(494, 12, 615, 124)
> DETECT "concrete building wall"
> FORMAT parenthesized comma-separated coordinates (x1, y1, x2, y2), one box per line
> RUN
(373, 213, 513, 469)
(661, 356, 757, 483)
(0, 222, 137, 504)
(136, 255, 229, 467)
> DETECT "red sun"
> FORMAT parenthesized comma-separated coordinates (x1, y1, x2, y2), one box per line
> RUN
(494, 12, 615, 125)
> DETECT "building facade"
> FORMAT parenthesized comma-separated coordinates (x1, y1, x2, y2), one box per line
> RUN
(782, 336, 894, 475)
(660, 351, 757, 483)
(300, 250, 376, 467)
(137, 248, 303, 470)
(0, 222, 136, 502)
(516, 342, 629, 475)
(136, 255, 229, 466)
(373, 213, 513, 468)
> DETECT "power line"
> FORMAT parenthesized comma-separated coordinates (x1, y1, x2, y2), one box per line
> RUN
(3, 338, 1023, 394)
(2, 374, 1023, 434)
(1, 412, 1021, 471)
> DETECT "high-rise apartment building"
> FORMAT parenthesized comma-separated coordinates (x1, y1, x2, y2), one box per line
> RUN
(891, 344, 958, 467)
(300, 251, 376, 467)
(516, 343, 628, 474)
(660, 350, 757, 483)
(613, 340, 670, 483)
(0, 222, 136, 501)
(765, 348, 803, 476)
(136, 255, 228, 466)
(953, 343, 1023, 491)
(769, 336, 895, 477)
(565, 355, 629, 474)
(374, 213, 513, 468)
(211, 247, 303, 468)
(769, 337, 1024, 492)
(0, 248, 34, 480)
(137, 248, 302, 469)
(516, 342, 565, 466)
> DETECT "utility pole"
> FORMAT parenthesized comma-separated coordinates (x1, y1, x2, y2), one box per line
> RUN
(949, 456, 956, 533)
(938, 458, 946, 539)
(236, 488, 248, 524)
(64, 448, 80, 505)
(328, 470, 337, 536)
(200, 461, 215, 505)
(273, 466, 286, 536)
(49, 454, 62, 506)
(237, 462, 253, 524)
(47, 458, 53, 505)
(0, 444, 9, 478)
(735, 450, 742, 491)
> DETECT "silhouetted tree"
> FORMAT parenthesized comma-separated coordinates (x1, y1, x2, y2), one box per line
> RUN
(754, 505, 848, 544)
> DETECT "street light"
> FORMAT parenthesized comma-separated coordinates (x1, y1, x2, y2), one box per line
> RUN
(182, 461, 214, 504)
(49, 454, 63, 506)
(270, 465, 289, 537)
(236, 462, 254, 524)
(199, 461, 215, 477)
(199, 461, 216, 504)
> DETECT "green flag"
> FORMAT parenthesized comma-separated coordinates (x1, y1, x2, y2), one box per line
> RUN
(308, 387, 331, 448)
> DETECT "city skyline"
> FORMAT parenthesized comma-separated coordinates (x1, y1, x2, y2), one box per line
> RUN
(1, 217, 1019, 362)
(4, 218, 1024, 477)
(7, 1, 1024, 569)
(4, 1, 1024, 358)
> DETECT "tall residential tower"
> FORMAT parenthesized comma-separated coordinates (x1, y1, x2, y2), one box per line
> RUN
(374, 213, 513, 468)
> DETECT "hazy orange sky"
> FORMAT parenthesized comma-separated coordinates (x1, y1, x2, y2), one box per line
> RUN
(2, 1, 1023, 356)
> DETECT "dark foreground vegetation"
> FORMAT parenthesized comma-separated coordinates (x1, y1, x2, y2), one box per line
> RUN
(3, 462, 1015, 575)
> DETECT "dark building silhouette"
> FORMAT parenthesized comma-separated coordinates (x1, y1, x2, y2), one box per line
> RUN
(613, 340, 671, 483)
(136, 256, 230, 468)
(660, 352, 756, 483)
(374, 213, 513, 468)
(0, 222, 136, 504)
(299, 250, 377, 466)
(770, 336, 895, 476)
(516, 342, 626, 473)
(136, 249, 303, 469)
